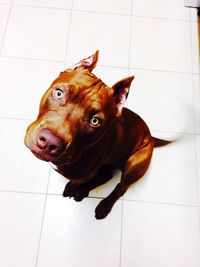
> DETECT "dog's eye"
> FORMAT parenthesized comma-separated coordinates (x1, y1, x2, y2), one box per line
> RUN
(53, 88, 64, 99)
(90, 115, 100, 127)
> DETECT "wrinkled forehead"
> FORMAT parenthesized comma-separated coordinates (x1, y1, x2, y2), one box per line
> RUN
(52, 69, 99, 89)
(51, 69, 112, 106)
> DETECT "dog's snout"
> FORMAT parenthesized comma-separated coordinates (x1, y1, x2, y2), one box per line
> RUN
(37, 129, 65, 156)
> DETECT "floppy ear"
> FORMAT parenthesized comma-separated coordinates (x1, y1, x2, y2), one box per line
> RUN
(112, 76, 134, 116)
(70, 50, 99, 72)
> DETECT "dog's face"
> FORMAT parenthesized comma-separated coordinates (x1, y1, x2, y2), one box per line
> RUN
(24, 51, 134, 165)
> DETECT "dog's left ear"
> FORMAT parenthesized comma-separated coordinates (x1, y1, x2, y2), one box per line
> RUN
(112, 76, 134, 116)
(70, 50, 99, 72)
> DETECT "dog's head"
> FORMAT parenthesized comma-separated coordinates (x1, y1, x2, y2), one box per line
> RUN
(24, 51, 134, 165)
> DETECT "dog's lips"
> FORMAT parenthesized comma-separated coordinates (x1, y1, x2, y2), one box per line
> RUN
(28, 145, 58, 162)
(32, 150, 55, 162)
(30, 146, 76, 164)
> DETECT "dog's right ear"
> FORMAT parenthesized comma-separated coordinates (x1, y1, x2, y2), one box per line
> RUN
(65, 51, 99, 72)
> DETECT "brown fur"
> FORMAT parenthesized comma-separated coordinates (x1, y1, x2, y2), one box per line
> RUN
(24, 51, 170, 219)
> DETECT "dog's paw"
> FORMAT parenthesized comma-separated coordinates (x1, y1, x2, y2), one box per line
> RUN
(95, 199, 112, 220)
(73, 187, 89, 202)
(62, 182, 76, 198)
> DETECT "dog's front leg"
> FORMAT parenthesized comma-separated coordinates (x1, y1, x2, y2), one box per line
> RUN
(63, 166, 114, 201)
(62, 181, 79, 198)
(73, 166, 114, 202)
(95, 138, 154, 219)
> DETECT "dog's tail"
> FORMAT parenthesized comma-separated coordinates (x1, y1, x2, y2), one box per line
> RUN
(153, 137, 173, 147)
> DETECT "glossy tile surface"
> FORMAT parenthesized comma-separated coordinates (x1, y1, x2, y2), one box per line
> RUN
(67, 11, 130, 67)
(132, 0, 190, 20)
(0, 57, 63, 119)
(73, 0, 132, 15)
(2, 6, 71, 61)
(37, 195, 122, 267)
(0, 118, 50, 193)
(121, 201, 200, 267)
(128, 70, 194, 133)
(130, 17, 192, 72)
(0, 5, 10, 48)
(14, 0, 72, 9)
(0, 192, 45, 267)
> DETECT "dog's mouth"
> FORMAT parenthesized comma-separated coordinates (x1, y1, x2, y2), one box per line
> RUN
(31, 147, 78, 165)
(32, 151, 55, 162)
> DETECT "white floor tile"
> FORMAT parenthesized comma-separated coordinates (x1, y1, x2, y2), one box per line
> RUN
(0, 5, 10, 48)
(0, 0, 11, 4)
(67, 11, 130, 67)
(0, 57, 63, 119)
(124, 132, 198, 206)
(121, 201, 200, 267)
(74, 0, 132, 15)
(93, 65, 129, 87)
(0, 192, 45, 267)
(37, 195, 121, 267)
(0, 119, 50, 193)
(2, 6, 71, 61)
(132, 0, 190, 20)
(196, 135, 200, 205)
(193, 74, 200, 133)
(128, 69, 195, 133)
(14, 0, 72, 9)
(191, 22, 200, 74)
(48, 169, 68, 195)
(130, 17, 192, 72)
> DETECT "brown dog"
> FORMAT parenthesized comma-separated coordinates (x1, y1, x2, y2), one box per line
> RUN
(24, 51, 170, 219)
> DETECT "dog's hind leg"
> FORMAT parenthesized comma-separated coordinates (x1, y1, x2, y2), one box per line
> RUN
(95, 137, 154, 219)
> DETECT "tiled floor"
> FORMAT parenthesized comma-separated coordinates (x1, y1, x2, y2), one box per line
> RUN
(0, 0, 199, 266)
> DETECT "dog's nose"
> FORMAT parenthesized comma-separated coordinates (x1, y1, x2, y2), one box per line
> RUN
(37, 129, 65, 156)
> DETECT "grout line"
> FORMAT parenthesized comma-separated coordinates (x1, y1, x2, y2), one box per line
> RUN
(131, 66, 195, 75)
(72, 7, 131, 17)
(131, 13, 192, 23)
(35, 167, 51, 267)
(194, 136, 200, 236)
(0, 189, 47, 195)
(0, 53, 199, 76)
(0, 116, 32, 121)
(11, 2, 73, 11)
(123, 198, 200, 208)
(1, 188, 200, 208)
(190, 21, 199, 135)
(9, 3, 194, 23)
(68, 60, 199, 75)
(119, 2, 133, 266)
(63, 0, 74, 68)
(189, 12, 200, 238)
(127, 0, 133, 71)
(0, 0, 13, 54)
(119, 198, 124, 267)
(0, 54, 65, 64)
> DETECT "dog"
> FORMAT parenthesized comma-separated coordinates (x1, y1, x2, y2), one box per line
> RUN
(24, 51, 170, 219)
